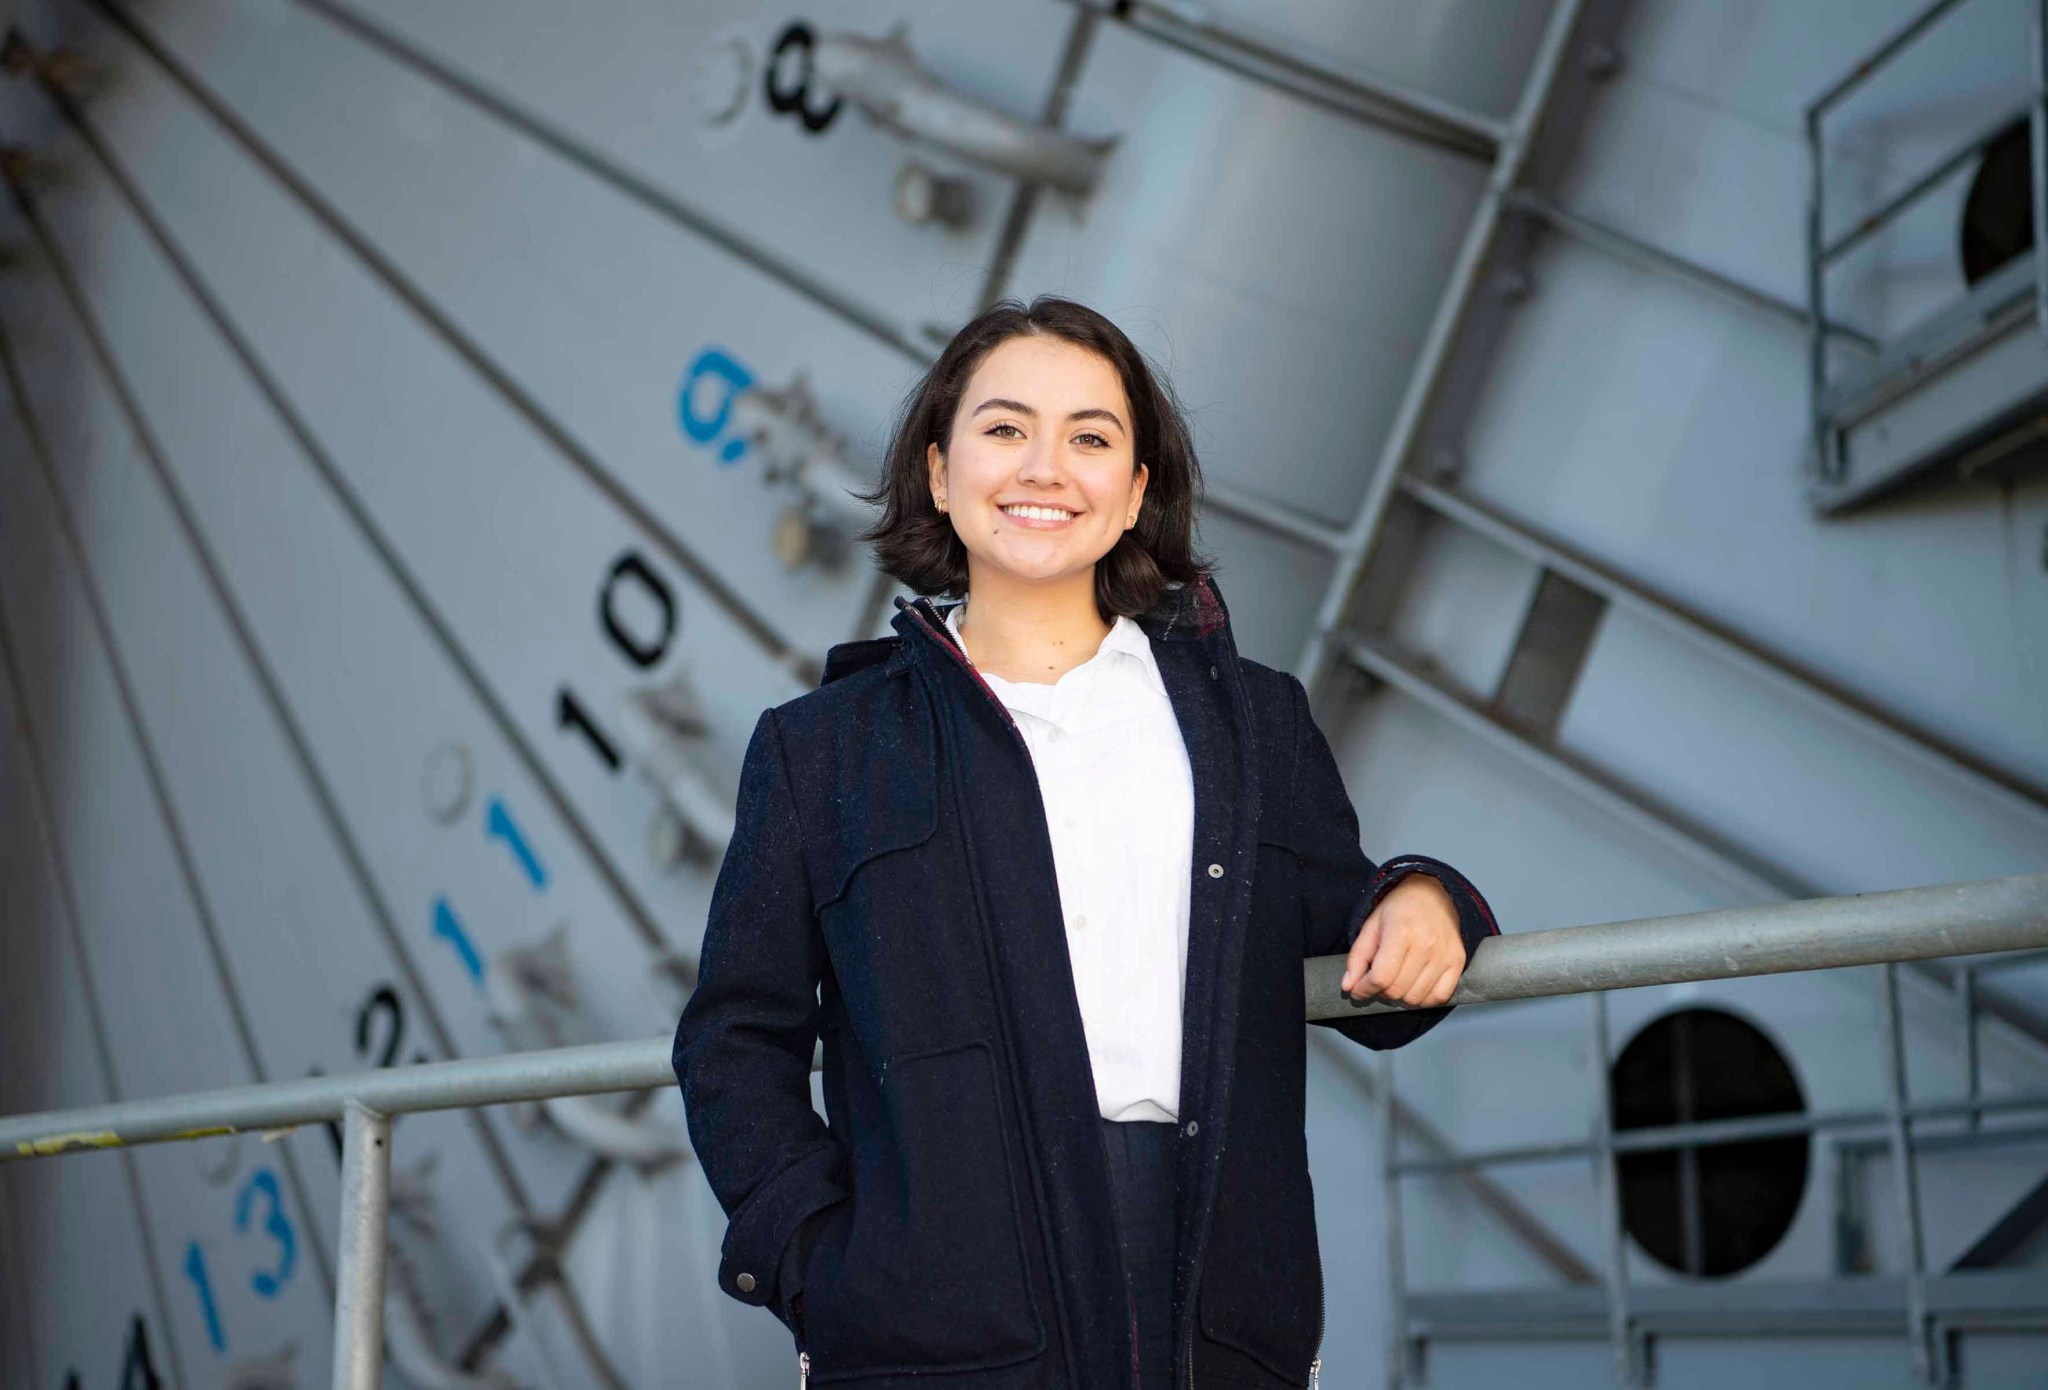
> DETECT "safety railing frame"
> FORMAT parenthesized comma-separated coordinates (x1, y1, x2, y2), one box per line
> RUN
(1802, 0, 2048, 496)
(1380, 874, 2048, 1388)
(3, 873, 2045, 1388)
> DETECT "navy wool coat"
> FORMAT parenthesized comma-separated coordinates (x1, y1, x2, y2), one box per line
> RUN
(673, 573, 1498, 1389)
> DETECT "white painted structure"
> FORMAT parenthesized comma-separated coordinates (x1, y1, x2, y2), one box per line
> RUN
(0, 1, 2042, 1385)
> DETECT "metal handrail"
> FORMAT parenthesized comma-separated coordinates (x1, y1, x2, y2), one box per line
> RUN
(2, 872, 2044, 1387)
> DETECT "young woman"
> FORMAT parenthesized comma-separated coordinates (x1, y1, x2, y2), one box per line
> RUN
(673, 296, 1498, 1389)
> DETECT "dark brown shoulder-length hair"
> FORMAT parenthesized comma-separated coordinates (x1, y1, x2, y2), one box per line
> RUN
(855, 295, 1213, 622)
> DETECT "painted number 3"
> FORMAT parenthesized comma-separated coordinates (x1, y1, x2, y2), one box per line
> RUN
(234, 1169, 298, 1298)
(180, 1166, 298, 1354)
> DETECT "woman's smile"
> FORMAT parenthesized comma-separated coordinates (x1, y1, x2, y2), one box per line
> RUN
(997, 501, 1082, 529)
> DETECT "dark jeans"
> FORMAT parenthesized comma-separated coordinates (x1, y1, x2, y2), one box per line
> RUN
(1100, 1117, 1179, 1387)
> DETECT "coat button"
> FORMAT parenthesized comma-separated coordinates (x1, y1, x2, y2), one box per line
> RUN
(736, 1272, 757, 1293)
(1209, 664, 1217, 679)
(1184, 1119, 1199, 1138)
(1207, 863, 1224, 878)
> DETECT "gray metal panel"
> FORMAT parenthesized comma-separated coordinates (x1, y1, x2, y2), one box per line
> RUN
(114, 0, 924, 659)
(1556, 607, 2048, 894)
(0, 64, 687, 1157)
(1426, 1340, 1618, 1388)
(0, 403, 337, 1382)
(0, 708, 169, 1390)
(1002, 19, 1490, 524)
(1189, 0, 1559, 121)
(0, 241, 574, 1362)
(29, 0, 805, 976)
(1452, 231, 2048, 796)
(553, 1132, 804, 1387)
(1386, 513, 1544, 703)
(1181, 506, 1333, 672)
(321, 0, 1077, 341)
(1560, 1, 1963, 308)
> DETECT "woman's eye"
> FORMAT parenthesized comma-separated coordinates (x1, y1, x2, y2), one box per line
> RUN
(987, 422, 1023, 439)
(1075, 432, 1110, 449)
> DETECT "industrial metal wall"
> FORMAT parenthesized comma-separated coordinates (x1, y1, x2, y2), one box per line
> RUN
(0, 1, 2042, 1386)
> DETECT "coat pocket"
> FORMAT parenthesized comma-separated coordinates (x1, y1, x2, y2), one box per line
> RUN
(1196, 1128, 1323, 1384)
(799, 1039, 1047, 1381)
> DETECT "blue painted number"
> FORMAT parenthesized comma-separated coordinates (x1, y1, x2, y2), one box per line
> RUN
(431, 896, 485, 984)
(233, 1168, 297, 1299)
(181, 1241, 225, 1352)
(485, 795, 547, 889)
(678, 347, 755, 465)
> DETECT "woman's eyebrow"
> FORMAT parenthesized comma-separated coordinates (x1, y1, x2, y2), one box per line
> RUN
(1069, 407, 1128, 435)
(971, 397, 1127, 434)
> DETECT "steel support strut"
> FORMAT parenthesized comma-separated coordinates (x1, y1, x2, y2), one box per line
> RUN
(333, 1102, 394, 1390)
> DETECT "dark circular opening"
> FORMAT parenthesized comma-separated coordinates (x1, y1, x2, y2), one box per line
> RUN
(1961, 118, 2034, 286)
(1609, 1006, 1808, 1278)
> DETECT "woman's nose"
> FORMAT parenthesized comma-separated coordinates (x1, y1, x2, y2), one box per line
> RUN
(1014, 444, 1068, 487)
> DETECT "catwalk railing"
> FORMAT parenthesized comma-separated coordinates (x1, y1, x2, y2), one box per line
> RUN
(3, 872, 2045, 1388)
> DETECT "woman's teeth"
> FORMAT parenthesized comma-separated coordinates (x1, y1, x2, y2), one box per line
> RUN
(1000, 504, 1076, 522)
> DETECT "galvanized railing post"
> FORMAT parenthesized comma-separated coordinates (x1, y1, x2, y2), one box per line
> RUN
(1878, 964, 1935, 1385)
(1380, 1050, 1411, 1388)
(1589, 993, 1637, 1386)
(333, 1100, 393, 1390)
(1959, 963, 1981, 1133)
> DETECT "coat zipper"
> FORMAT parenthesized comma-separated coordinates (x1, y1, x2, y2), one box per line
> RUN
(903, 595, 1161, 1388)
(1309, 1256, 1324, 1388)
(914, 582, 1300, 1389)
(798, 1350, 809, 1387)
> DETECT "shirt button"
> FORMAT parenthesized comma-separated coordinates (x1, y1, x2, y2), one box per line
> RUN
(1207, 863, 1224, 878)
(1075, 914, 1088, 929)
(736, 1272, 757, 1293)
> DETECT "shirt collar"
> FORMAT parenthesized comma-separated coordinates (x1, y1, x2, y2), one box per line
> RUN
(943, 600, 1167, 699)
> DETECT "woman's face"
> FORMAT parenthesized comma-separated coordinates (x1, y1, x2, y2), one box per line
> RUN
(927, 334, 1148, 591)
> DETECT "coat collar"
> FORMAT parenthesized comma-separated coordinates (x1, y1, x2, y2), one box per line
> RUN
(818, 573, 1233, 678)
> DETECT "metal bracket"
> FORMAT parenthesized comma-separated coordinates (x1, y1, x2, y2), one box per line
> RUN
(811, 24, 1113, 194)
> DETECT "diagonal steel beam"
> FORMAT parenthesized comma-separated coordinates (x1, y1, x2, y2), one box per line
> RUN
(1952, 1169, 2048, 1270)
(1295, 0, 1593, 699)
(1506, 188, 1882, 355)
(1399, 474, 2048, 819)
(1075, 0, 1505, 159)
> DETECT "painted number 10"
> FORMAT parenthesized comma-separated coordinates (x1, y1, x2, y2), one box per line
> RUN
(557, 549, 677, 774)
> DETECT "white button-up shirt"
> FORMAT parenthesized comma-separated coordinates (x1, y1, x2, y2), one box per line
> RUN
(946, 600, 1196, 1123)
